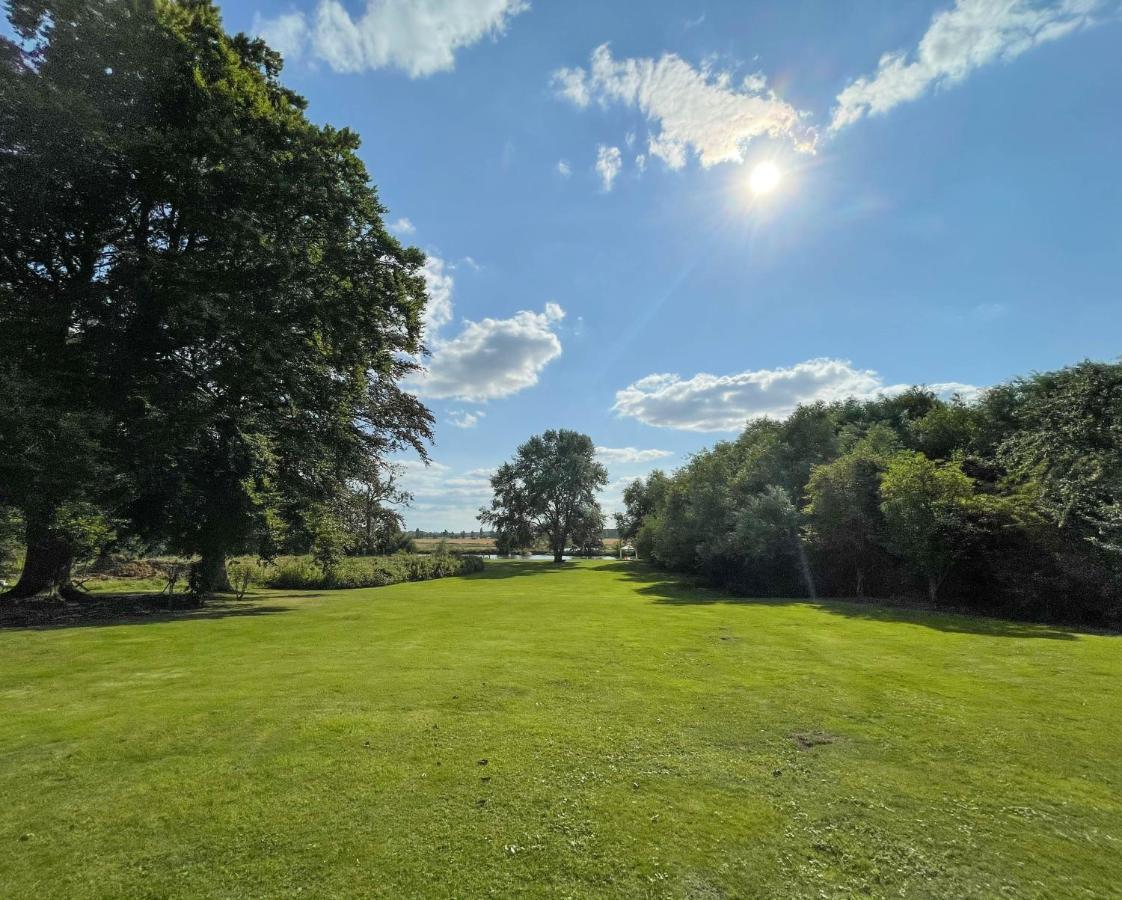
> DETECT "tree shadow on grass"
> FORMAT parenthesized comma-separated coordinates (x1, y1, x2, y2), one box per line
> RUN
(0, 593, 310, 631)
(587, 562, 1101, 640)
(467, 560, 579, 580)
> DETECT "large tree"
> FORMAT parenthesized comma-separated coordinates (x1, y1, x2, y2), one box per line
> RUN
(0, 0, 155, 597)
(0, 0, 433, 597)
(480, 430, 607, 563)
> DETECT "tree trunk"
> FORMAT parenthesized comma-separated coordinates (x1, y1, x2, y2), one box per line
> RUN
(854, 562, 864, 599)
(2, 515, 79, 600)
(553, 543, 564, 563)
(927, 574, 940, 605)
(194, 547, 232, 593)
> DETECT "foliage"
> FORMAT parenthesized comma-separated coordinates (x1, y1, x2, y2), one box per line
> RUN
(262, 552, 484, 590)
(994, 361, 1122, 554)
(0, 506, 23, 576)
(226, 561, 254, 601)
(878, 452, 977, 601)
(333, 462, 415, 556)
(480, 429, 608, 562)
(625, 359, 1122, 623)
(0, 0, 433, 596)
(804, 426, 896, 596)
(614, 470, 670, 541)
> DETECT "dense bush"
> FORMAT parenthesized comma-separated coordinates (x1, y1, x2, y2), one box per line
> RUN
(618, 360, 1122, 626)
(260, 553, 484, 590)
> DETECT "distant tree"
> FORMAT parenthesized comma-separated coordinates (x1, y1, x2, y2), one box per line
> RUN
(615, 470, 670, 543)
(570, 504, 605, 556)
(909, 400, 983, 460)
(334, 462, 412, 556)
(480, 430, 608, 563)
(879, 451, 976, 603)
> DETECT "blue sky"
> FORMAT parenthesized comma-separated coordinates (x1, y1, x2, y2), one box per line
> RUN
(223, 0, 1121, 529)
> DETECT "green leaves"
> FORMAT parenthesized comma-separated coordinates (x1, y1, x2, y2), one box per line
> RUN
(481, 430, 608, 558)
(1, 0, 433, 593)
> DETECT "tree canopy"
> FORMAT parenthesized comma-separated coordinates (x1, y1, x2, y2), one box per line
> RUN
(618, 360, 1122, 624)
(480, 430, 608, 563)
(0, 0, 432, 597)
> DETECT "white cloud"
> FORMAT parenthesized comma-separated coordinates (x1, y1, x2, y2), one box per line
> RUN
(251, 11, 309, 62)
(552, 65, 591, 106)
(929, 381, 987, 402)
(830, 0, 1111, 131)
(412, 251, 562, 404)
(595, 446, 673, 465)
(613, 358, 982, 432)
(414, 303, 565, 402)
(421, 255, 455, 338)
(395, 460, 496, 530)
(253, 0, 528, 78)
(390, 216, 416, 235)
(595, 144, 622, 191)
(553, 44, 816, 170)
(448, 409, 485, 428)
(556, 159, 572, 177)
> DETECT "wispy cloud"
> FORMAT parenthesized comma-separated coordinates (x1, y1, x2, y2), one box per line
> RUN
(448, 409, 485, 428)
(253, 0, 528, 77)
(395, 459, 496, 530)
(252, 11, 309, 61)
(614, 359, 982, 432)
(595, 144, 622, 191)
(553, 44, 816, 171)
(556, 159, 572, 177)
(420, 254, 455, 339)
(830, 0, 1113, 131)
(595, 446, 673, 464)
(389, 216, 416, 235)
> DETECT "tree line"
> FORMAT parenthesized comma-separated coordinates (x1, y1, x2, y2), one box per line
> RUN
(0, 1, 432, 598)
(616, 361, 1122, 625)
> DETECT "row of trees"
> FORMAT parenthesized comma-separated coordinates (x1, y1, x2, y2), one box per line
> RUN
(0, 1, 431, 597)
(617, 361, 1122, 624)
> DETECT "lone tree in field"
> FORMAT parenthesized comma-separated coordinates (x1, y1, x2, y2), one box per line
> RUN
(480, 430, 608, 563)
(0, 0, 432, 597)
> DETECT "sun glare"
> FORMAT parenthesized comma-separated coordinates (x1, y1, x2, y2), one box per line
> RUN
(749, 161, 782, 195)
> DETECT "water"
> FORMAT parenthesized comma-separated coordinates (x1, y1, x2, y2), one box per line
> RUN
(484, 554, 618, 561)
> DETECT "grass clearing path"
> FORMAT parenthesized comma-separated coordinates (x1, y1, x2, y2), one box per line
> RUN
(1, 560, 1118, 897)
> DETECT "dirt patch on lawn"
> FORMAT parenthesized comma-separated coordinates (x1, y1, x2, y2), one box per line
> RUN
(791, 731, 841, 750)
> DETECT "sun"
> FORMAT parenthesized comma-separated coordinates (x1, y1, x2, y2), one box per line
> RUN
(749, 161, 782, 195)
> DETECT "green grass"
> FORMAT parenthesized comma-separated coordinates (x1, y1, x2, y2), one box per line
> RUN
(1, 561, 1118, 898)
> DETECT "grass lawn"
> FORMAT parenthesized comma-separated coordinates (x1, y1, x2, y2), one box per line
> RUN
(1, 561, 1118, 898)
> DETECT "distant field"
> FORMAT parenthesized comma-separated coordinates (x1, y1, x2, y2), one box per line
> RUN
(412, 537, 622, 554)
(1, 560, 1118, 897)
(412, 537, 497, 553)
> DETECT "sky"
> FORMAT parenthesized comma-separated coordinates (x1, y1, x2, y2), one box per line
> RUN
(221, 0, 1122, 529)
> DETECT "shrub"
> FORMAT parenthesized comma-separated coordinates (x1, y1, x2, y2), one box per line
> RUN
(260, 552, 483, 590)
